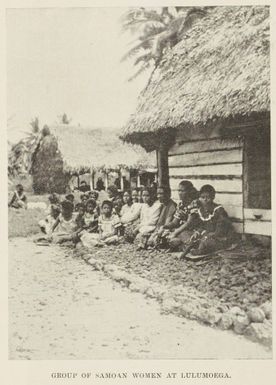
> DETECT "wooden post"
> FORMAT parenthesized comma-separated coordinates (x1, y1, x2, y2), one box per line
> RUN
(157, 144, 169, 187)
(104, 171, 109, 190)
(89, 167, 93, 191)
(137, 173, 141, 188)
(77, 174, 80, 189)
(92, 169, 95, 190)
(120, 168, 124, 191)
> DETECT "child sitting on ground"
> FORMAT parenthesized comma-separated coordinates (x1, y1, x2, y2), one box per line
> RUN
(8, 184, 27, 209)
(83, 199, 99, 233)
(88, 190, 100, 215)
(39, 203, 61, 235)
(180, 184, 236, 256)
(38, 193, 60, 234)
(75, 203, 86, 230)
(49, 200, 78, 244)
(80, 200, 120, 248)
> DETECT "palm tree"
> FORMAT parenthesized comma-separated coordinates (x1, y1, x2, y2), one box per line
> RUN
(8, 117, 43, 176)
(121, 6, 207, 81)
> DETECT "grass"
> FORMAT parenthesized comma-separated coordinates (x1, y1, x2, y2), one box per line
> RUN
(8, 207, 45, 238)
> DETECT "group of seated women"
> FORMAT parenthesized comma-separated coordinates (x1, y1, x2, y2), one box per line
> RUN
(37, 180, 236, 257)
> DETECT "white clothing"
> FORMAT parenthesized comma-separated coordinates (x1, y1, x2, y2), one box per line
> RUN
(139, 201, 162, 235)
(121, 202, 142, 224)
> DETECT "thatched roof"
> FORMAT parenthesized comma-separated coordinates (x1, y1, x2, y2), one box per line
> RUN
(50, 125, 156, 173)
(122, 6, 270, 147)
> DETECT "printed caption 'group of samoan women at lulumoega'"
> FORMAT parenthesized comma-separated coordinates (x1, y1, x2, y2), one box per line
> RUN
(10, 180, 238, 259)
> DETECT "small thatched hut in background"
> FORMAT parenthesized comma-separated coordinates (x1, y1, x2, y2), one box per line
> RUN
(122, 6, 270, 237)
(30, 125, 156, 194)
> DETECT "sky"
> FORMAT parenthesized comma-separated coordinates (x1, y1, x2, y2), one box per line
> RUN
(7, 7, 150, 143)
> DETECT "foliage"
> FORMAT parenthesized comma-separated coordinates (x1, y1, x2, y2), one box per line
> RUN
(121, 6, 207, 81)
(58, 113, 72, 125)
(8, 117, 42, 177)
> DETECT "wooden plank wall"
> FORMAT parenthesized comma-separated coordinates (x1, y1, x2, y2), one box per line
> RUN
(169, 137, 244, 233)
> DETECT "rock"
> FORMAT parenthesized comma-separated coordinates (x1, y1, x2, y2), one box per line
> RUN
(129, 279, 149, 294)
(219, 312, 234, 330)
(103, 264, 118, 273)
(178, 301, 199, 320)
(233, 314, 250, 334)
(230, 306, 246, 316)
(260, 301, 272, 320)
(87, 257, 97, 265)
(245, 320, 272, 346)
(197, 308, 222, 325)
(108, 270, 131, 286)
(247, 307, 265, 323)
(94, 261, 103, 271)
(145, 287, 155, 298)
(161, 298, 181, 313)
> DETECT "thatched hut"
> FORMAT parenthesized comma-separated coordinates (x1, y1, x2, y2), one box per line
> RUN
(122, 6, 270, 236)
(30, 125, 156, 193)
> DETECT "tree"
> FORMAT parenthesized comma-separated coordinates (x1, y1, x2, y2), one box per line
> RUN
(58, 113, 71, 125)
(8, 117, 43, 177)
(121, 6, 207, 81)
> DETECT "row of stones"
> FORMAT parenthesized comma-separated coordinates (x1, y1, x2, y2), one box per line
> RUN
(79, 251, 272, 348)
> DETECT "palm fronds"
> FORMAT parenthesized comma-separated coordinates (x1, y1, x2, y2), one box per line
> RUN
(121, 6, 208, 81)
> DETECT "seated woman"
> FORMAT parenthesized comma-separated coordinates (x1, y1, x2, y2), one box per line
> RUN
(130, 188, 141, 203)
(107, 185, 118, 202)
(165, 180, 198, 250)
(181, 184, 236, 256)
(120, 190, 142, 240)
(8, 184, 27, 209)
(134, 187, 162, 250)
(80, 200, 121, 248)
(147, 185, 177, 248)
(49, 200, 78, 244)
(113, 193, 124, 217)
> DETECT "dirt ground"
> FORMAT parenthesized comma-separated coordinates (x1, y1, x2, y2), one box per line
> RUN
(9, 238, 271, 360)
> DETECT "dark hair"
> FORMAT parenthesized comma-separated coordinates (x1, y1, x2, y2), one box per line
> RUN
(51, 205, 61, 216)
(75, 202, 84, 211)
(141, 186, 156, 203)
(86, 198, 96, 209)
(49, 193, 59, 204)
(16, 184, 23, 190)
(179, 180, 198, 200)
(179, 180, 194, 190)
(65, 193, 74, 201)
(114, 192, 123, 200)
(61, 200, 74, 212)
(101, 200, 113, 209)
(199, 184, 216, 199)
(107, 185, 118, 196)
(157, 184, 171, 197)
(80, 181, 87, 185)
(80, 193, 88, 200)
(89, 190, 99, 200)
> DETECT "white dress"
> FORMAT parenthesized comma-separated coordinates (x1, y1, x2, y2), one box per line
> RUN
(138, 201, 162, 235)
(121, 202, 142, 224)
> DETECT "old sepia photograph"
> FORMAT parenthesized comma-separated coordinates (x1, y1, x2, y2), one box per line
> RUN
(7, 4, 272, 361)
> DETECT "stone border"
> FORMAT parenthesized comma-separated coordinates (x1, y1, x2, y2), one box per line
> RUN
(76, 249, 272, 348)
